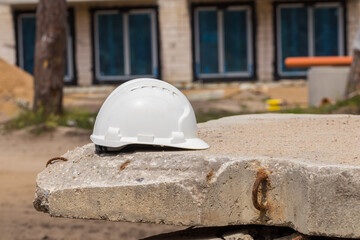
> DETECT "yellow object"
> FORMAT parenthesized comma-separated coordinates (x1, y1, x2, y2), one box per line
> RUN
(267, 105, 281, 111)
(266, 99, 282, 111)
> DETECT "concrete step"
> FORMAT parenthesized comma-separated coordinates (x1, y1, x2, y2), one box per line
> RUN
(34, 114, 360, 238)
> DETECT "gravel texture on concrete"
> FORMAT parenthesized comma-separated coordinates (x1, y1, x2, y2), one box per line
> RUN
(200, 114, 360, 165)
(34, 114, 360, 238)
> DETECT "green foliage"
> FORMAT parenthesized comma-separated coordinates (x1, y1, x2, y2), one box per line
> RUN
(196, 95, 360, 123)
(3, 107, 97, 134)
(57, 109, 96, 130)
(281, 94, 360, 115)
(4, 106, 57, 133)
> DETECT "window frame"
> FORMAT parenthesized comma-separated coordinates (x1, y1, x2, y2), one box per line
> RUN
(14, 9, 77, 85)
(92, 7, 159, 84)
(274, 1, 346, 79)
(192, 2, 256, 82)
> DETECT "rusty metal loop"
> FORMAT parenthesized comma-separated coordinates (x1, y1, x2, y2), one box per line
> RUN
(46, 157, 68, 167)
(252, 170, 269, 211)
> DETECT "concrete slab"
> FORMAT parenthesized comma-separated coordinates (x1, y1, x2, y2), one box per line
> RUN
(34, 114, 360, 238)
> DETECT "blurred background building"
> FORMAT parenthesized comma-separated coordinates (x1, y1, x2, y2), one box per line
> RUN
(0, 0, 359, 86)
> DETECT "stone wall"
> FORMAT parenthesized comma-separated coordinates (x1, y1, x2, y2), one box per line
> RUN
(158, 0, 193, 84)
(0, 4, 15, 65)
(74, 4, 92, 86)
(255, 0, 274, 82)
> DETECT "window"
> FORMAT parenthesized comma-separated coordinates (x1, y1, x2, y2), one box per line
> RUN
(194, 5, 254, 80)
(276, 3, 345, 77)
(93, 9, 158, 82)
(16, 12, 75, 83)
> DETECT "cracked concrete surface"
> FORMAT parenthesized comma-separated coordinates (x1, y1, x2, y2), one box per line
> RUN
(34, 114, 360, 238)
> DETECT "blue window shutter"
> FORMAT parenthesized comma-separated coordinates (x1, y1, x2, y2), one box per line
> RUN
(21, 16, 36, 74)
(280, 7, 309, 74)
(223, 10, 248, 73)
(129, 13, 152, 75)
(198, 10, 219, 74)
(314, 7, 339, 56)
(97, 12, 124, 77)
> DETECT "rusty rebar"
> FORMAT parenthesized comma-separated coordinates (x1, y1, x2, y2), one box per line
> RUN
(120, 160, 131, 171)
(46, 157, 68, 167)
(252, 169, 269, 211)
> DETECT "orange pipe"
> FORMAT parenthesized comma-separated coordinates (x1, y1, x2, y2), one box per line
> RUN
(285, 56, 353, 68)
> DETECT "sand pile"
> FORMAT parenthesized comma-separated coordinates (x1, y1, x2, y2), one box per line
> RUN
(0, 58, 33, 118)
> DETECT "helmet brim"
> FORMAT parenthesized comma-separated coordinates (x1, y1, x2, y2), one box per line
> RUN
(166, 138, 210, 150)
(91, 134, 209, 151)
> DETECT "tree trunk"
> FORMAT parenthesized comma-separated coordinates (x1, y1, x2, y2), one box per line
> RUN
(33, 0, 67, 115)
(346, 26, 360, 97)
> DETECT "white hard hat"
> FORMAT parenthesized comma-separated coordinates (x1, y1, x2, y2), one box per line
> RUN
(90, 78, 209, 152)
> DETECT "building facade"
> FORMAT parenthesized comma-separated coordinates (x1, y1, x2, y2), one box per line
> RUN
(0, 0, 359, 86)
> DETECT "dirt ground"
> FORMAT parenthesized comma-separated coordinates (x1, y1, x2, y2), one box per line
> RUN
(0, 127, 183, 240)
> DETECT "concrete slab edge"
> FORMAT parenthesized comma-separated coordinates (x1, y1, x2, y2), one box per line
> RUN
(34, 150, 360, 238)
